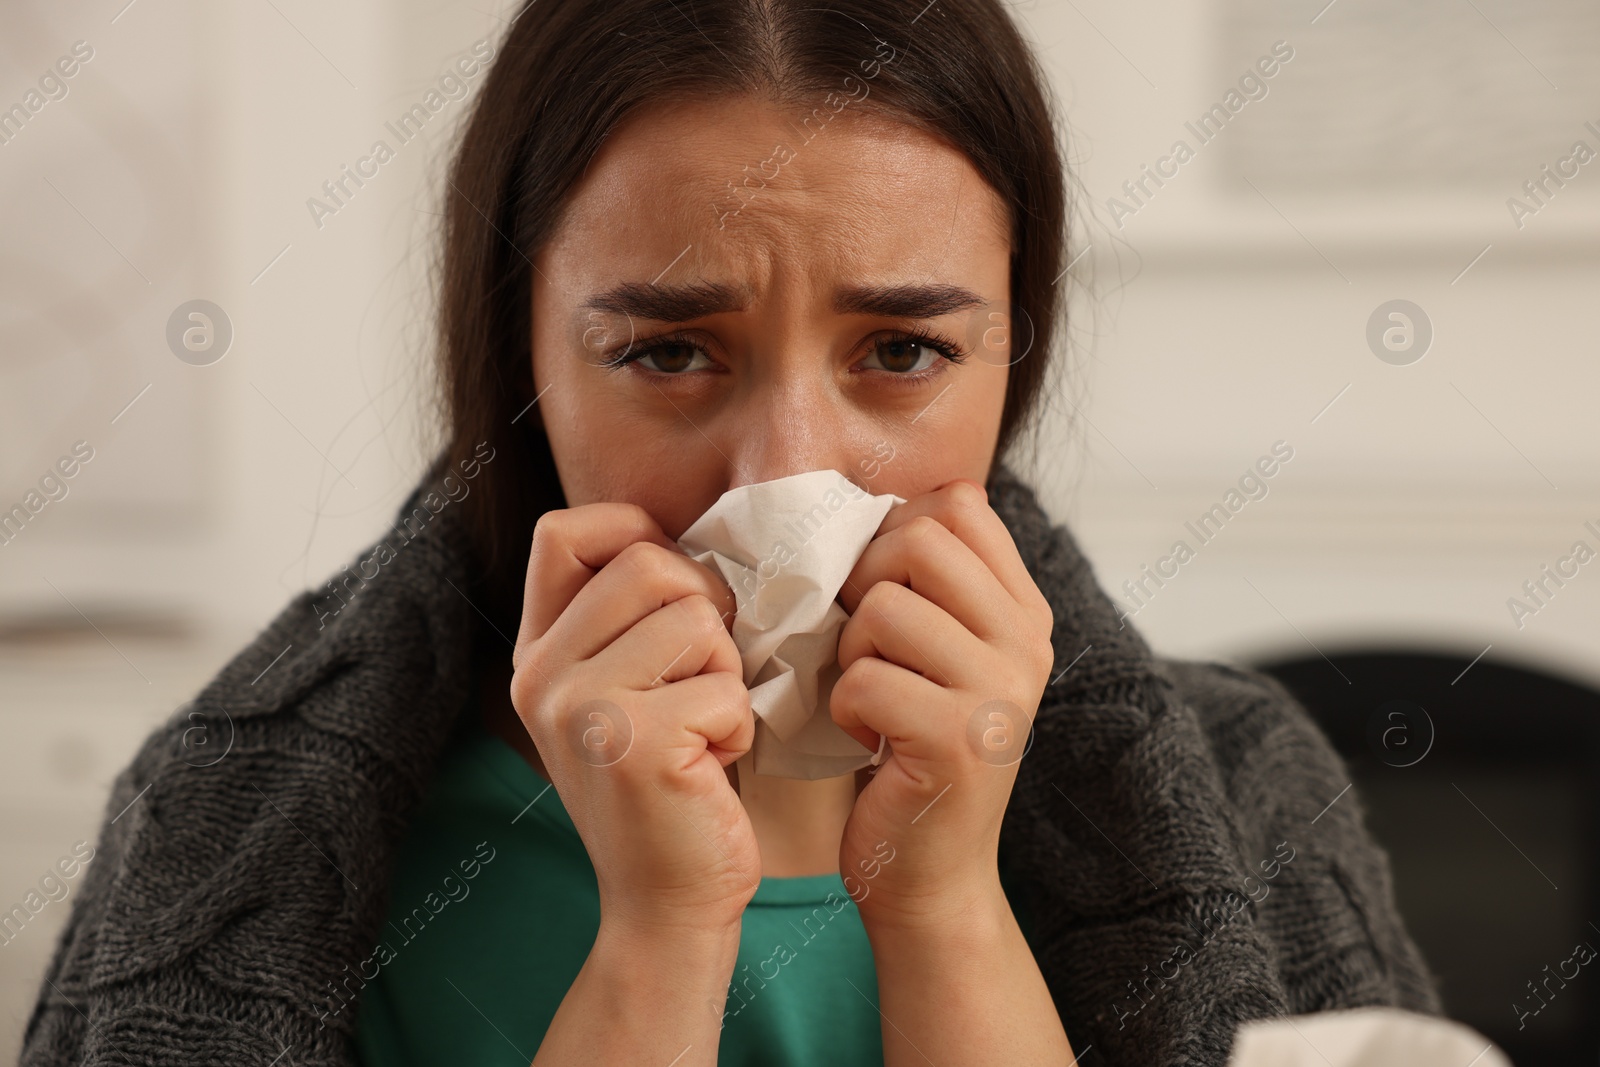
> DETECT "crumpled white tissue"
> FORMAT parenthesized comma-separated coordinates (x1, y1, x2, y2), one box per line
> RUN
(1227, 1008, 1512, 1067)
(677, 469, 906, 780)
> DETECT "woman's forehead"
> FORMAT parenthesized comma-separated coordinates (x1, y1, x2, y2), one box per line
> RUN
(538, 94, 1011, 295)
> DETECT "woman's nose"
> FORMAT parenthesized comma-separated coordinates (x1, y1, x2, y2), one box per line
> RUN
(721, 379, 856, 492)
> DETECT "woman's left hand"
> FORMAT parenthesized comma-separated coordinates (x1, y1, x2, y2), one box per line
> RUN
(830, 478, 1056, 932)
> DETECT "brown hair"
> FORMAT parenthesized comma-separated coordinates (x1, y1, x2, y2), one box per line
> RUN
(434, 0, 1069, 632)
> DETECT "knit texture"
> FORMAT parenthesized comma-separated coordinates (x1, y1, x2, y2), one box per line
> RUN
(18, 459, 1441, 1066)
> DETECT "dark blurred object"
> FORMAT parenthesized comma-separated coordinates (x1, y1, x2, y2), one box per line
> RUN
(0, 606, 192, 645)
(1253, 649, 1600, 1067)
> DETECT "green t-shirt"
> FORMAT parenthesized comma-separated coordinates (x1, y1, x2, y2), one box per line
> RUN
(351, 716, 1035, 1065)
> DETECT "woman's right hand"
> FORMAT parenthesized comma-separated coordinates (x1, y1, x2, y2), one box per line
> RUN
(509, 502, 759, 939)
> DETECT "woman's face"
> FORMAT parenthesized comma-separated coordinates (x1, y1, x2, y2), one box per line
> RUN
(530, 93, 1014, 539)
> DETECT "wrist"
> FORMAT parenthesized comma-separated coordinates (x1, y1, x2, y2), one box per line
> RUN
(541, 915, 744, 1065)
(601, 890, 748, 941)
(592, 917, 744, 1004)
(597, 913, 743, 968)
(857, 873, 1010, 944)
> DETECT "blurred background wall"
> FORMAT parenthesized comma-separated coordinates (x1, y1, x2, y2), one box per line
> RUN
(1, 0, 1596, 1060)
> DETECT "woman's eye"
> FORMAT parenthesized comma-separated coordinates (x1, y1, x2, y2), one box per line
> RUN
(862, 336, 946, 375)
(608, 332, 960, 378)
(623, 340, 714, 374)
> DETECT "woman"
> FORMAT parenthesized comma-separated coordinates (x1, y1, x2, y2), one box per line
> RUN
(20, 0, 1441, 1064)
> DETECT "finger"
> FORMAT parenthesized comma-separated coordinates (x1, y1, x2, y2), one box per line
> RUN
(850, 480, 1049, 625)
(520, 530, 737, 675)
(837, 581, 985, 691)
(829, 653, 948, 755)
(634, 671, 755, 769)
(839, 513, 1016, 645)
(590, 592, 745, 692)
(515, 503, 681, 649)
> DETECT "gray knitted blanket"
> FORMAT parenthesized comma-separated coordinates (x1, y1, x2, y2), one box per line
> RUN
(19, 459, 1440, 1066)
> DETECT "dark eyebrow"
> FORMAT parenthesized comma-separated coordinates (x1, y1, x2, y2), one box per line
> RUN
(832, 282, 988, 318)
(579, 281, 751, 321)
(577, 280, 987, 323)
